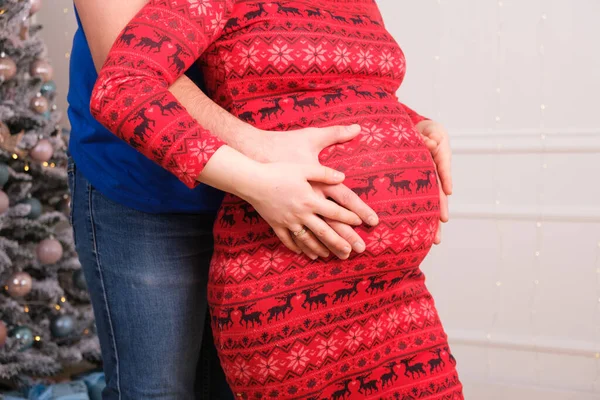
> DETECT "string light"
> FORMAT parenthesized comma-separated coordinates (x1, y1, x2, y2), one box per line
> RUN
(60, 296, 66, 303)
(42, 161, 48, 167)
(24, 164, 29, 172)
(486, 0, 506, 378)
(54, 304, 61, 311)
(34, 336, 41, 342)
(12, 153, 18, 159)
(50, 163, 56, 168)
(24, 306, 29, 313)
(529, 4, 549, 386)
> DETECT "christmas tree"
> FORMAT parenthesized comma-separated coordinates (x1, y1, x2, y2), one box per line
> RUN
(0, 0, 99, 384)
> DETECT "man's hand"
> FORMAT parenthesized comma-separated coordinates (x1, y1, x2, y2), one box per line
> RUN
(415, 120, 452, 245)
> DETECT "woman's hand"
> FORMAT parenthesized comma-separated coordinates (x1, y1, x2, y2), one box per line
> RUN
(249, 124, 379, 259)
(415, 120, 452, 244)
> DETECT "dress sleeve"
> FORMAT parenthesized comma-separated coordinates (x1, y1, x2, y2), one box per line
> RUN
(399, 103, 429, 126)
(90, 0, 235, 188)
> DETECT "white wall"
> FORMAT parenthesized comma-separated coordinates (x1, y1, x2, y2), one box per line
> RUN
(379, 0, 600, 398)
(40, 1, 600, 398)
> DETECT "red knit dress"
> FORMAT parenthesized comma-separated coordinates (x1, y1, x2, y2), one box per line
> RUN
(90, 1, 463, 399)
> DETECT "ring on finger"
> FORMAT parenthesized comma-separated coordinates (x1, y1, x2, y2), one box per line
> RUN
(292, 228, 308, 237)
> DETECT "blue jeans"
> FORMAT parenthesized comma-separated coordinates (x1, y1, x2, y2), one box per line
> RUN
(68, 157, 233, 400)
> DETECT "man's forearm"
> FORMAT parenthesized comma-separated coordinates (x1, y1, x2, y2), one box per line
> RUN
(169, 75, 267, 162)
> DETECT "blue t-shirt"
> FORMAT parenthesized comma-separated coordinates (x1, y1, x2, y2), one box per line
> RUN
(67, 9, 224, 214)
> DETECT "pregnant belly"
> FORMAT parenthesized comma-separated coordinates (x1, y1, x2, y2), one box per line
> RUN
(213, 110, 440, 257)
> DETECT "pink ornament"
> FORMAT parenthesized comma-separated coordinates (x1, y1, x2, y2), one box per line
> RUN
(0, 190, 9, 214)
(30, 95, 48, 114)
(30, 139, 53, 162)
(0, 55, 17, 81)
(6, 272, 32, 298)
(30, 59, 53, 82)
(37, 238, 63, 265)
(29, 0, 42, 16)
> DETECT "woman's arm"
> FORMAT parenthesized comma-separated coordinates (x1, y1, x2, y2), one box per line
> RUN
(88, 0, 234, 187)
(76, 0, 260, 160)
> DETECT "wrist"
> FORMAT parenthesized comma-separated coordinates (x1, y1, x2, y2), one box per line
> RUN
(234, 126, 271, 163)
(198, 145, 264, 201)
(229, 156, 266, 201)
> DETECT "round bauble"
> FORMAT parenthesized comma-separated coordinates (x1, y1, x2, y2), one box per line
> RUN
(30, 139, 53, 162)
(40, 81, 56, 98)
(30, 59, 53, 82)
(0, 54, 17, 81)
(0, 321, 7, 348)
(0, 190, 9, 214)
(51, 315, 75, 338)
(0, 162, 9, 187)
(36, 238, 63, 265)
(20, 197, 42, 219)
(29, 0, 42, 15)
(6, 271, 32, 297)
(72, 269, 87, 290)
(31, 95, 49, 114)
(10, 326, 34, 351)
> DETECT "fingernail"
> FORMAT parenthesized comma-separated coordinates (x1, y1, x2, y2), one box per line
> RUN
(368, 215, 379, 226)
(344, 245, 351, 253)
(354, 241, 366, 253)
(323, 252, 330, 258)
(346, 124, 360, 133)
(334, 171, 345, 180)
(310, 254, 318, 260)
(296, 250, 302, 255)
